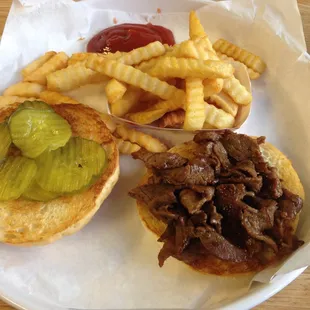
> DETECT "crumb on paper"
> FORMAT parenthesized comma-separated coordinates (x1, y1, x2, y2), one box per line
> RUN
(157, 8, 162, 14)
(78, 37, 85, 41)
(113, 17, 118, 24)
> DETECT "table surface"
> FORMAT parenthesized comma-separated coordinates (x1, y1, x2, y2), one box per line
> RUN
(0, 1, 310, 309)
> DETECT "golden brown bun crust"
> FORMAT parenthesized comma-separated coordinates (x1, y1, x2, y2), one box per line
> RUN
(0, 103, 119, 245)
(137, 140, 304, 275)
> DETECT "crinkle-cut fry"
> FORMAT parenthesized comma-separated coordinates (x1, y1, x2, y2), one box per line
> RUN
(194, 37, 217, 59)
(148, 57, 234, 80)
(189, 11, 206, 40)
(105, 79, 127, 104)
(202, 122, 217, 129)
(39, 90, 78, 105)
(100, 113, 117, 133)
(205, 102, 235, 128)
(24, 52, 69, 85)
(127, 109, 167, 125)
(86, 55, 184, 101)
(217, 52, 260, 80)
(208, 92, 238, 117)
(222, 75, 252, 105)
(47, 63, 109, 92)
(111, 87, 141, 117)
(203, 79, 223, 98)
(68, 51, 123, 66)
(165, 40, 199, 59)
(115, 138, 141, 155)
(117, 41, 165, 66)
(116, 124, 167, 152)
(0, 96, 38, 108)
(183, 78, 205, 130)
(158, 109, 185, 128)
(21, 51, 56, 78)
(151, 96, 185, 112)
(213, 39, 266, 74)
(140, 91, 159, 102)
(3, 82, 45, 98)
(135, 58, 158, 72)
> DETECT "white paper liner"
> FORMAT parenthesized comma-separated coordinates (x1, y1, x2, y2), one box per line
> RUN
(0, 0, 310, 309)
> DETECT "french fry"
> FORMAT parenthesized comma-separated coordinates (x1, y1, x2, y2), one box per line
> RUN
(213, 39, 266, 74)
(127, 108, 167, 125)
(222, 76, 252, 105)
(208, 92, 239, 117)
(217, 52, 260, 80)
(140, 91, 159, 102)
(21, 51, 56, 78)
(3, 82, 45, 98)
(203, 79, 223, 98)
(86, 55, 185, 101)
(0, 96, 38, 108)
(194, 37, 217, 60)
(202, 122, 217, 129)
(158, 109, 185, 128)
(47, 63, 109, 92)
(148, 57, 234, 80)
(39, 90, 78, 105)
(111, 87, 141, 117)
(151, 97, 185, 112)
(116, 124, 167, 152)
(118, 41, 166, 66)
(115, 138, 141, 155)
(135, 58, 158, 72)
(68, 51, 123, 66)
(105, 79, 127, 104)
(24, 52, 69, 85)
(189, 11, 206, 40)
(165, 40, 199, 59)
(183, 78, 205, 130)
(100, 113, 117, 133)
(205, 103, 235, 128)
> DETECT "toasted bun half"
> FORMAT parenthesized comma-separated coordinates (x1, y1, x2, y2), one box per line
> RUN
(136, 140, 305, 275)
(0, 103, 119, 245)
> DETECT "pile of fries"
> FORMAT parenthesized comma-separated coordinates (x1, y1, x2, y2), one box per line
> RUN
(0, 11, 266, 155)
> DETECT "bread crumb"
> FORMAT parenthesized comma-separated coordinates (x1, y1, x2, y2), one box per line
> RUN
(113, 17, 118, 24)
(157, 8, 162, 14)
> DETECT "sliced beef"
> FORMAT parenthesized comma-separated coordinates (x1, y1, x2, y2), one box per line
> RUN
(194, 131, 221, 143)
(219, 176, 263, 193)
(278, 189, 303, 220)
(189, 211, 208, 227)
(213, 141, 231, 169)
(188, 185, 215, 201)
(159, 163, 215, 186)
(147, 174, 162, 185)
(204, 202, 223, 234)
(193, 142, 214, 157)
(221, 131, 263, 163)
(216, 184, 247, 206)
(199, 225, 248, 262)
(241, 201, 278, 251)
(151, 205, 180, 222)
(179, 189, 207, 214)
(129, 184, 177, 208)
(235, 160, 257, 177)
(260, 167, 283, 199)
(132, 148, 188, 170)
(257, 136, 266, 145)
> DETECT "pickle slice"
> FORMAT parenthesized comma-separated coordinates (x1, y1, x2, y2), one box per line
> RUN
(0, 156, 37, 201)
(9, 108, 72, 158)
(23, 181, 59, 202)
(36, 137, 107, 193)
(18, 100, 53, 111)
(0, 123, 11, 160)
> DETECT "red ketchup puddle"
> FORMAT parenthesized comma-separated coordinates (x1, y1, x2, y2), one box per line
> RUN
(87, 23, 175, 53)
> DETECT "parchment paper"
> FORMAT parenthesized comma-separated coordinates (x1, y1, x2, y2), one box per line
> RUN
(0, 0, 310, 309)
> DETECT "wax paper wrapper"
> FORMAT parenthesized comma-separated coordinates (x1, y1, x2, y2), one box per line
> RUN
(0, 0, 310, 309)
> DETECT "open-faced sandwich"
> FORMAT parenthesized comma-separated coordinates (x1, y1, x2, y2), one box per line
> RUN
(0, 100, 119, 245)
(129, 131, 304, 275)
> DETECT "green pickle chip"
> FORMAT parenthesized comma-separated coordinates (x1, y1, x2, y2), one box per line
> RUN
(9, 107, 72, 158)
(17, 100, 53, 111)
(0, 156, 37, 201)
(0, 123, 11, 160)
(36, 137, 107, 194)
(22, 181, 60, 202)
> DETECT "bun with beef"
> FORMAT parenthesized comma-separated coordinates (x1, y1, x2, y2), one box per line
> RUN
(129, 130, 304, 275)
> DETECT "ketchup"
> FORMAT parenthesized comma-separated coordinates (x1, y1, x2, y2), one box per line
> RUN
(87, 23, 175, 53)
